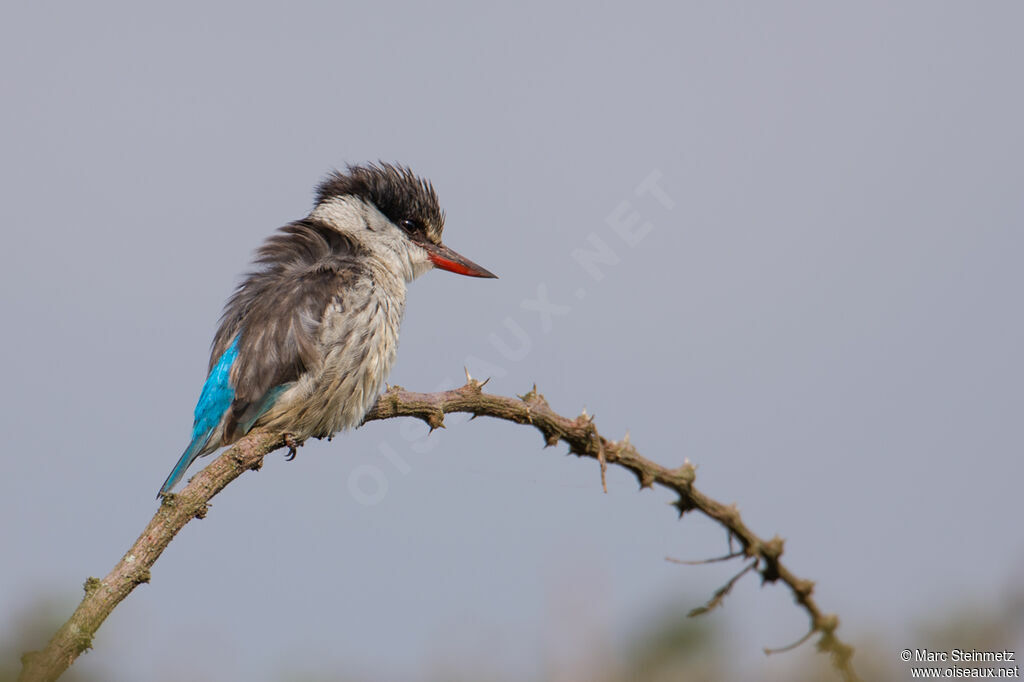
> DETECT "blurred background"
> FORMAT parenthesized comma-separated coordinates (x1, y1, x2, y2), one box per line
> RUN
(1, 2, 1022, 680)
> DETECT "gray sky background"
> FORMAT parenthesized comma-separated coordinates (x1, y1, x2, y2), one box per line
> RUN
(2, 2, 1022, 680)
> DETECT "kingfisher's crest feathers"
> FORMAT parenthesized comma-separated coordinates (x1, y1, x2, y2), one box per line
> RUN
(316, 162, 445, 245)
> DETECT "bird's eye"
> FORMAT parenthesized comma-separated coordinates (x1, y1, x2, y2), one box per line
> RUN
(399, 219, 419, 233)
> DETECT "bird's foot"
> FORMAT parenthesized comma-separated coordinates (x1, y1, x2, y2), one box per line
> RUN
(283, 434, 304, 461)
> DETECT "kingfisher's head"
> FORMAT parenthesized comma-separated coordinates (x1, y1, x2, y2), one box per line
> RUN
(310, 162, 496, 280)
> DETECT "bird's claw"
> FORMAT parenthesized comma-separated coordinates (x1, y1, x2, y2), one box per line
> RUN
(284, 434, 302, 461)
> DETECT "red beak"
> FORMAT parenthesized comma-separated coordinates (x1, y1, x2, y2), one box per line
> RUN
(423, 242, 497, 278)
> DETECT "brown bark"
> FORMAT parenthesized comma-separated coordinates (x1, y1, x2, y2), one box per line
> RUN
(19, 381, 859, 682)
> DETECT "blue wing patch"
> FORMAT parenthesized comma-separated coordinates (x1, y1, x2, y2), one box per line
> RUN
(158, 335, 241, 496)
(192, 334, 241, 438)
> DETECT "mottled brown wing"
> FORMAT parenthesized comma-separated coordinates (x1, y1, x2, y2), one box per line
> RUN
(207, 220, 365, 439)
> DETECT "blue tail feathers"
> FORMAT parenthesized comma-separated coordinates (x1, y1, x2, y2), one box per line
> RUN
(159, 428, 215, 496)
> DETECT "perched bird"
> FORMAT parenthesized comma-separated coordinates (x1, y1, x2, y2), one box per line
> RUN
(158, 163, 496, 496)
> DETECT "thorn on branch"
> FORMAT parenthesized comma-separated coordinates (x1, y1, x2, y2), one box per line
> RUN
(672, 495, 696, 518)
(688, 560, 758, 618)
(720, 503, 741, 526)
(632, 468, 655, 490)
(517, 384, 538, 402)
(518, 384, 548, 408)
(760, 563, 781, 584)
(462, 368, 487, 393)
(761, 535, 785, 561)
(758, 536, 785, 584)
(426, 409, 446, 432)
(672, 459, 697, 485)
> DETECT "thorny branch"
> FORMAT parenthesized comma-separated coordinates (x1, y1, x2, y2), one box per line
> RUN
(19, 381, 860, 682)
